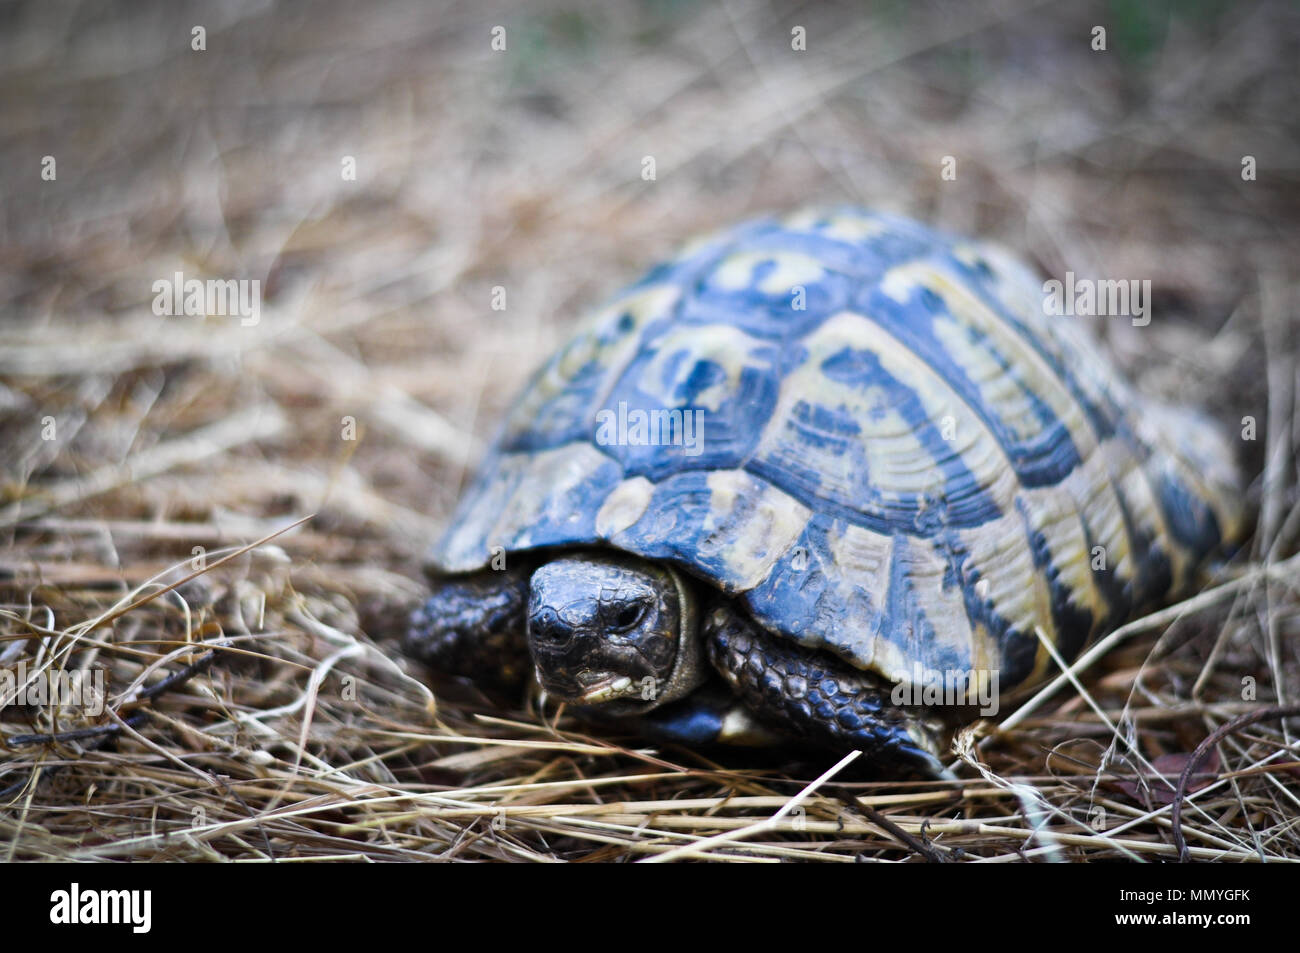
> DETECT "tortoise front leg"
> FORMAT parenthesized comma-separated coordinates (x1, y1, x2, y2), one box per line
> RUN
(404, 564, 533, 690)
(702, 603, 953, 778)
(632, 683, 786, 748)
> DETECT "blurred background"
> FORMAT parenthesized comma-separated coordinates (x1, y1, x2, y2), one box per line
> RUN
(1, 0, 1298, 862)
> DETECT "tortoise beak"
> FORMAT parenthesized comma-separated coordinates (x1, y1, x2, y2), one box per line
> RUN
(575, 674, 635, 703)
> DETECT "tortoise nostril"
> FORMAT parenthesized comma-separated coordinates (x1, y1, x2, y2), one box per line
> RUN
(530, 610, 573, 646)
(539, 625, 571, 645)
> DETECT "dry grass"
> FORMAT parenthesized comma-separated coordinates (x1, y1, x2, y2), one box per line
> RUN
(2, 0, 1298, 862)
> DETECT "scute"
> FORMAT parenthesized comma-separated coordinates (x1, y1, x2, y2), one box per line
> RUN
(431, 207, 1244, 693)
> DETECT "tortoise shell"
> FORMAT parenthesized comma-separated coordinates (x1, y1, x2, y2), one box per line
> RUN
(432, 207, 1245, 697)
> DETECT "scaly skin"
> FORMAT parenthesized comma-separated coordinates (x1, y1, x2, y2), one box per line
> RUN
(404, 564, 532, 690)
(702, 602, 951, 778)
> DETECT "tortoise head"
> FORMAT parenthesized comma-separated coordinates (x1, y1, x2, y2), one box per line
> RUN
(527, 552, 706, 715)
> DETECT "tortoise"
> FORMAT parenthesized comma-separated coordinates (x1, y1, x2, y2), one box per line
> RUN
(405, 207, 1246, 776)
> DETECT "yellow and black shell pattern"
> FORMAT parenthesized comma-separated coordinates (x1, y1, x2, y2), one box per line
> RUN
(433, 207, 1246, 697)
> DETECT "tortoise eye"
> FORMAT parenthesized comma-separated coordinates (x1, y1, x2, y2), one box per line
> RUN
(610, 602, 646, 633)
